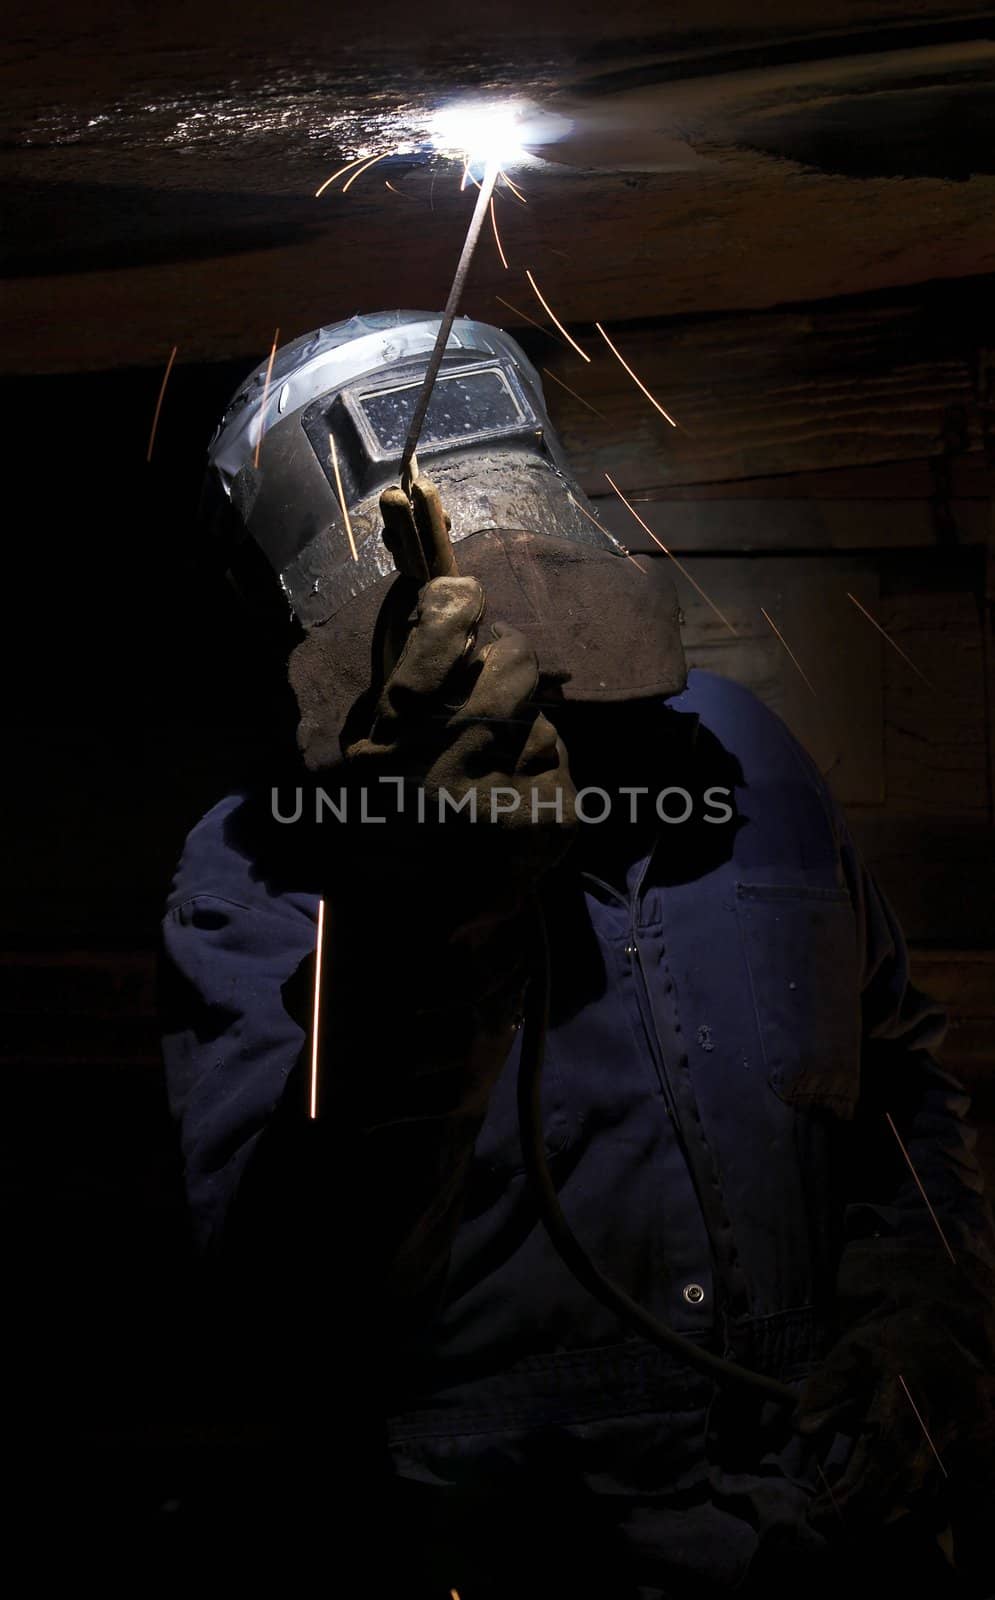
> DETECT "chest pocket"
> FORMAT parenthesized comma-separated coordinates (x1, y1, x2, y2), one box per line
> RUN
(736, 883, 860, 1119)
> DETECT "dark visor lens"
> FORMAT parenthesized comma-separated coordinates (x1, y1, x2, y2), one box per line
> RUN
(357, 366, 529, 455)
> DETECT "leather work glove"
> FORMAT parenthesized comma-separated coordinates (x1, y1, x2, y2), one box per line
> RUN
(283, 572, 578, 1024)
(293, 574, 577, 926)
(797, 1240, 995, 1539)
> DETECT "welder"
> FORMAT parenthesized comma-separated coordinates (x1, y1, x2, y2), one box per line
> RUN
(160, 313, 995, 1596)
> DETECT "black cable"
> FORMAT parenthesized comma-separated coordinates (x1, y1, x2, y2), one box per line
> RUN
(516, 898, 799, 1409)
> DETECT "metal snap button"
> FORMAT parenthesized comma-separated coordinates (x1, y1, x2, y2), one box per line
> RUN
(682, 1283, 706, 1306)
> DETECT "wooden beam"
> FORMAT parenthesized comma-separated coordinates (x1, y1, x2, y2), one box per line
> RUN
(658, 554, 884, 804)
(533, 284, 994, 490)
(848, 816, 995, 945)
(591, 494, 990, 552)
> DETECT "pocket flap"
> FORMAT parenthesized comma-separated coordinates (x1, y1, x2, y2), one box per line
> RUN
(737, 883, 860, 1118)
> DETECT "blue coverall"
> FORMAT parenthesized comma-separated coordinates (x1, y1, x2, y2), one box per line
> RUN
(161, 670, 995, 1595)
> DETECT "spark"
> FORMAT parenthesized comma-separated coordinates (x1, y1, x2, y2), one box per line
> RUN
(605, 473, 738, 636)
(490, 199, 509, 270)
(885, 1112, 957, 1265)
(315, 152, 375, 198)
(846, 593, 936, 691)
(308, 898, 326, 1121)
(385, 180, 419, 203)
(146, 344, 177, 463)
(569, 494, 649, 575)
(461, 155, 484, 192)
(898, 1374, 948, 1478)
(500, 169, 527, 205)
(546, 245, 569, 259)
(594, 323, 678, 427)
(494, 295, 576, 352)
(761, 608, 818, 698)
(541, 365, 606, 420)
(253, 328, 279, 470)
(525, 271, 591, 364)
(328, 433, 359, 562)
(814, 1464, 846, 1527)
(341, 151, 391, 193)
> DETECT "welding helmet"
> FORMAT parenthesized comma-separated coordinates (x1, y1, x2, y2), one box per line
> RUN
(204, 311, 686, 733)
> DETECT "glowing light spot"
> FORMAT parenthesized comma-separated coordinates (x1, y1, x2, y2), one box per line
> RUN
(430, 102, 525, 169)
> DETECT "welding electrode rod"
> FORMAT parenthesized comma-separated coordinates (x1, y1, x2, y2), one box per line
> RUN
(400, 159, 500, 485)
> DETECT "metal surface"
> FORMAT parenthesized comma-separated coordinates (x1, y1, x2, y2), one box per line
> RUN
(7, 5, 995, 373)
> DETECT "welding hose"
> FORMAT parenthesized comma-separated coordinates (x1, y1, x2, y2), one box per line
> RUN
(516, 896, 799, 1410)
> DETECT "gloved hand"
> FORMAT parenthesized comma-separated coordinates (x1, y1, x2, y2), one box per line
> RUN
(296, 573, 577, 904)
(798, 1240, 995, 1536)
(285, 573, 577, 1023)
(234, 577, 579, 1315)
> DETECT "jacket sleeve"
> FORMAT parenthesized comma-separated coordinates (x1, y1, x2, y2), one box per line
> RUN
(160, 887, 318, 1255)
(160, 862, 529, 1376)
